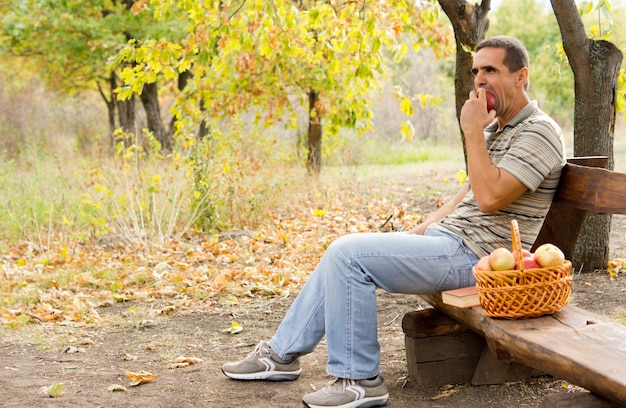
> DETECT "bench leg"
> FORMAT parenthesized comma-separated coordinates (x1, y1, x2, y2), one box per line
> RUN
(471, 342, 539, 385)
(402, 308, 538, 387)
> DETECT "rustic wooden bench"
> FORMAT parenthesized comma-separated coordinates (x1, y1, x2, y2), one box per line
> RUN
(402, 157, 626, 407)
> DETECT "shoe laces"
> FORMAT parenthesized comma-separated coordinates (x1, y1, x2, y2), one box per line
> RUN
(247, 341, 272, 359)
(324, 375, 381, 392)
(324, 377, 357, 392)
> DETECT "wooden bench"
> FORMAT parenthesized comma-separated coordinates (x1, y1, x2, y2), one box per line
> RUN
(402, 157, 626, 407)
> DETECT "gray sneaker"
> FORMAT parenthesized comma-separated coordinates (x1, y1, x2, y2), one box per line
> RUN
(302, 375, 389, 408)
(221, 340, 301, 381)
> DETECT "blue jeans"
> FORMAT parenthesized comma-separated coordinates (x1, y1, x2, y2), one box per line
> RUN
(268, 229, 480, 380)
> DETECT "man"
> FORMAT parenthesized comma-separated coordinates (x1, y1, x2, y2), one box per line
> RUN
(221, 36, 566, 408)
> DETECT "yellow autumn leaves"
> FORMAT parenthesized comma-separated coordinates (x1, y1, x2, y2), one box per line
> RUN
(607, 258, 626, 279)
(119, 357, 204, 390)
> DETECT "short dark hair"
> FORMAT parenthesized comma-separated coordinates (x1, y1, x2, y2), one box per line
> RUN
(476, 36, 530, 90)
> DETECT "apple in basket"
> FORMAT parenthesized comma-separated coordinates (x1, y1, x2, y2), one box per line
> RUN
(534, 243, 565, 267)
(488, 247, 516, 271)
(476, 255, 492, 271)
(513, 249, 532, 262)
(521, 255, 542, 269)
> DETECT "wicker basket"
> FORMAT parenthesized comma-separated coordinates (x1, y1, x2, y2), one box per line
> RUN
(473, 220, 572, 319)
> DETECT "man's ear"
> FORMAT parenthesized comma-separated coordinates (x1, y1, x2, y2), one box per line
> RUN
(516, 67, 529, 88)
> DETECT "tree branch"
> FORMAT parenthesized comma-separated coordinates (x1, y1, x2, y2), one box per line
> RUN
(550, 0, 590, 72)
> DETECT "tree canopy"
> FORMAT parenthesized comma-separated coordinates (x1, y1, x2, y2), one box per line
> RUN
(111, 0, 454, 163)
(2, 1, 179, 91)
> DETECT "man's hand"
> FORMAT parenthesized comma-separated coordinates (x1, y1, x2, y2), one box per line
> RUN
(406, 185, 469, 234)
(407, 223, 428, 235)
(460, 88, 496, 137)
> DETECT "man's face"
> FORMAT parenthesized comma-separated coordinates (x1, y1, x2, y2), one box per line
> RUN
(471, 47, 520, 113)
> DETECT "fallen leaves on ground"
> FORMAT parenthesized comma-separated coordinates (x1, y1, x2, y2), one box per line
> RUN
(167, 356, 204, 369)
(107, 384, 127, 392)
(41, 382, 64, 397)
(431, 384, 460, 400)
(224, 320, 243, 334)
(124, 370, 158, 386)
(0, 177, 440, 328)
(63, 345, 86, 354)
(607, 258, 626, 279)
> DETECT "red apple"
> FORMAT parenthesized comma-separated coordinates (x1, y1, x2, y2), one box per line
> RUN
(489, 247, 515, 271)
(534, 243, 565, 267)
(476, 255, 492, 271)
(521, 256, 542, 270)
(513, 249, 532, 262)
(486, 90, 497, 112)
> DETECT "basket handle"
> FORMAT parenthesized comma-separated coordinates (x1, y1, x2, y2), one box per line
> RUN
(511, 219, 524, 273)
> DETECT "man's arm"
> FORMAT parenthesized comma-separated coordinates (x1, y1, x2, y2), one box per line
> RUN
(407, 184, 469, 235)
(461, 89, 528, 213)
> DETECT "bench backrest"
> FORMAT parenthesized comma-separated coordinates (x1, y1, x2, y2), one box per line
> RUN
(531, 156, 626, 259)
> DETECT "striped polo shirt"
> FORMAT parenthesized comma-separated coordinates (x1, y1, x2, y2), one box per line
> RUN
(429, 101, 566, 257)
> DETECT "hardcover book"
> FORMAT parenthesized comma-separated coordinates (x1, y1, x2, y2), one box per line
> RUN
(441, 285, 480, 308)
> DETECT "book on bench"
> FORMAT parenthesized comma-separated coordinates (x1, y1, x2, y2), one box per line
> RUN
(441, 285, 480, 308)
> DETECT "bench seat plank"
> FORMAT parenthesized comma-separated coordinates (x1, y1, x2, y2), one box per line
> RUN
(555, 163, 626, 214)
(420, 294, 626, 406)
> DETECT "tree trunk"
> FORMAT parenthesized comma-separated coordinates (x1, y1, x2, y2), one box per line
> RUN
(167, 70, 210, 140)
(306, 89, 322, 175)
(197, 100, 211, 139)
(551, 0, 622, 271)
(117, 93, 136, 147)
(108, 73, 117, 147)
(438, 0, 491, 171)
(139, 81, 169, 151)
(96, 73, 117, 148)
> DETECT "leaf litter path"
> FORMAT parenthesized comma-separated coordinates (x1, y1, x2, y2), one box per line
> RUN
(0, 161, 625, 407)
(1, 162, 452, 328)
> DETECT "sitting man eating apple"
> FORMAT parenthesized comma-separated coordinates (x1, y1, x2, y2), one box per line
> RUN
(221, 36, 567, 408)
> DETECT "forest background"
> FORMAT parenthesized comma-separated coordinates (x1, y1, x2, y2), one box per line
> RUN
(0, 0, 625, 328)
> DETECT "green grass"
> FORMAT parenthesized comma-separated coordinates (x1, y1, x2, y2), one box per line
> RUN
(0, 157, 82, 242)
(0, 129, 463, 245)
(363, 140, 463, 165)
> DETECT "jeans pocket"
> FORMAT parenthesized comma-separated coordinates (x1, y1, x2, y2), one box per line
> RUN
(436, 265, 476, 291)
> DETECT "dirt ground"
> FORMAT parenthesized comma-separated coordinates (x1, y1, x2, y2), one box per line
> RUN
(0, 166, 625, 407)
